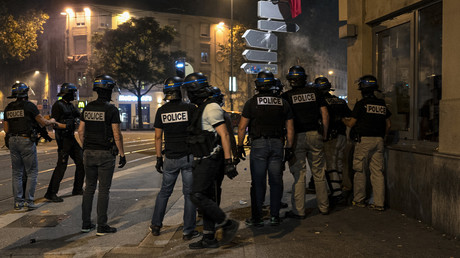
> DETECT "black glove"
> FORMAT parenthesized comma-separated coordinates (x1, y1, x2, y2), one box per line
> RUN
(224, 158, 238, 179)
(284, 148, 294, 162)
(236, 145, 246, 161)
(4, 134, 10, 149)
(155, 156, 163, 173)
(118, 155, 126, 168)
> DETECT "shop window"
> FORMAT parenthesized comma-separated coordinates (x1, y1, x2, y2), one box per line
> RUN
(374, 2, 442, 142)
(135, 104, 150, 125)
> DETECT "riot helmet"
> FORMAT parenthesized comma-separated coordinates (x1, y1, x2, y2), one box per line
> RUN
(93, 75, 116, 92)
(274, 78, 284, 95)
(314, 77, 333, 95)
(357, 75, 379, 91)
(183, 72, 212, 104)
(163, 76, 183, 101)
(286, 65, 307, 88)
(255, 70, 276, 93)
(58, 82, 78, 101)
(210, 86, 225, 106)
(7, 82, 29, 99)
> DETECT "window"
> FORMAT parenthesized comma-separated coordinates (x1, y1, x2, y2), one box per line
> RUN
(200, 23, 210, 37)
(74, 36, 87, 55)
(374, 2, 442, 142)
(99, 13, 112, 28)
(201, 44, 210, 63)
(76, 12, 85, 26)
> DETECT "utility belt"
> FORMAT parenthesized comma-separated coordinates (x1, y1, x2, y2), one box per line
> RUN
(186, 130, 219, 158)
(252, 135, 283, 141)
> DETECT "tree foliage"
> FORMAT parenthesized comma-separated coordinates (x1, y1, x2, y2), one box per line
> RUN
(0, 4, 49, 63)
(218, 24, 248, 78)
(88, 16, 185, 128)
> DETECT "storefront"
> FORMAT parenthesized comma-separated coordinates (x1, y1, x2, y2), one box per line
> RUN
(114, 91, 164, 130)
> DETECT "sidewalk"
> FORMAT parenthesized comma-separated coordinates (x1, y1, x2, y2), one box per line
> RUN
(0, 156, 458, 257)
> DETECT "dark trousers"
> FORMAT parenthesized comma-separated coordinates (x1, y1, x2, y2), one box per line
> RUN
(46, 136, 85, 195)
(82, 150, 115, 227)
(191, 151, 226, 235)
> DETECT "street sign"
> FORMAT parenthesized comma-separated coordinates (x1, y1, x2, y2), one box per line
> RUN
(241, 63, 278, 74)
(242, 29, 278, 50)
(258, 1, 291, 20)
(258, 20, 300, 33)
(243, 49, 277, 63)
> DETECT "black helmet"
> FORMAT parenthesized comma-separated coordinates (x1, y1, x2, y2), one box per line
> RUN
(286, 65, 307, 88)
(58, 83, 78, 101)
(274, 78, 284, 95)
(210, 86, 225, 106)
(314, 77, 333, 94)
(255, 70, 276, 92)
(357, 75, 379, 91)
(93, 75, 116, 91)
(8, 82, 29, 99)
(183, 72, 212, 104)
(163, 76, 183, 101)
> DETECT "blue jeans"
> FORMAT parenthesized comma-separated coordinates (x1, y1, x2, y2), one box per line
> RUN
(249, 138, 284, 219)
(151, 154, 196, 234)
(82, 150, 115, 227)
(10, 136, 38, 206)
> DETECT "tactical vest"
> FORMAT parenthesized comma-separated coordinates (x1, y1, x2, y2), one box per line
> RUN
(325, 94, 348, 137)
(5, 100, 35, 135)
(355, 96, 388, 138)
(186, 99, 220, 158)
(249, 93, 285, 139)
(82, 100, 114, 150)
(283, 87, 320, 132)
(54, 100, 77, 138)
(159, 101, 194, 159)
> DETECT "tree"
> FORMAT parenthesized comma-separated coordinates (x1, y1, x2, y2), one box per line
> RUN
(88, 16, 185, 129)
(0, 4, 49, 63)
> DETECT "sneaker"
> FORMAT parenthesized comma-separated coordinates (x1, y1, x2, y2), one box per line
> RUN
(44, 194, 63, 203)
(368, 204, 385, 211)
(81, 223, 96, 233)
(25, 202, 40, 211)
(149, 225, 160, 236)
(352, 201, 367, 208)
(183, 230, 201, 241)
(96, 225, 117, 236)
(284, 210, 306, 220)
(245, 218, 264, 227)
(270, 216, 281, 226)
(189, 237, 219, 249)
(220, 219, 239, 246)
(14, 203, 25, 212)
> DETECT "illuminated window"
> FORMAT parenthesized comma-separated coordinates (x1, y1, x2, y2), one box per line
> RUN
(76, 12, 85, 26)
(201, 44, 210, 63)
(99, 13, 112, 28)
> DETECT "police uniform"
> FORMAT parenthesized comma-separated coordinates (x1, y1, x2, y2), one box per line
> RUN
(150, 100, 197, 236)
(351, 95, 391, 208)
(242, 92, 293, 223)
(4, 99, 40, 210)
(80, 98, 121, 230)
(45, 99, 84, 200)
(282, 86, 330, 215)
(322, 93, 351, 198)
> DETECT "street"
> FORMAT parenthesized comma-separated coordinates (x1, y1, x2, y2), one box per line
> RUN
(0, 131, 157, 215)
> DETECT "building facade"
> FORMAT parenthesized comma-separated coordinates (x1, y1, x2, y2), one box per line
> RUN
(340, 0, 460, 236)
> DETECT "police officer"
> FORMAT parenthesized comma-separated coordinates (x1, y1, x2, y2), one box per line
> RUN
(3, 82, 56, 211)
(77, 75, 126, 235)
(183, 72, 239, 249)
(238, 71, 294, 227)
(314, 77, 351, 203)
(150, 77, 200, 241)
(44, 83, 85, 202)
(342, 75, 391, 211)
(281, 65, 330, 218)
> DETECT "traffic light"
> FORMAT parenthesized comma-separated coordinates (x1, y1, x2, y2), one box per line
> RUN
(175, 59, 185, 78)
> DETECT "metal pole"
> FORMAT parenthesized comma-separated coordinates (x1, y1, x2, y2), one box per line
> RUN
(230, 0, 234, 111)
